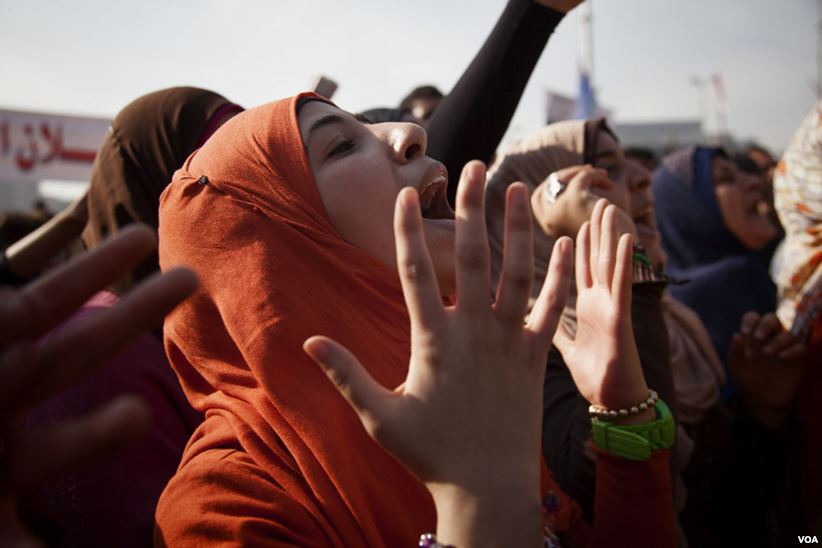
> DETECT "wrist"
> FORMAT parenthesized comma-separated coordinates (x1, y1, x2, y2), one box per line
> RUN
(742, 400, 792, 432)
(591, 399, 676, 461)
(589, 381, 650, 416)
(430, 483, 542, 548)
(589, 386, 657, 426)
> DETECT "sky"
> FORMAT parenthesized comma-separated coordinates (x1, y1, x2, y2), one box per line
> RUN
(1, 0, 819, 154)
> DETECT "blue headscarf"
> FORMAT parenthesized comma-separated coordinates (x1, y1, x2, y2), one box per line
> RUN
(653, 147, 776, 392)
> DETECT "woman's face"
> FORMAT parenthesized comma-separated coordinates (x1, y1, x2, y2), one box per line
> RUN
(590, 131, 666, 266)
(711, 156, 777, 250)
(299, 101, 456, 294)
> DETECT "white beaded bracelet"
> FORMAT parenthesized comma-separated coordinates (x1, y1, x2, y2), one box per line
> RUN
(588, 389, 658, 420)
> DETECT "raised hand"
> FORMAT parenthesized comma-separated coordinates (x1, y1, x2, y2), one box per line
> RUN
(304, 160, 573, 547)
(531, 164, 636, 240)
(729, 312, 806, 430)
(553, 199, 653, 425)
(0, 225, 198, 546)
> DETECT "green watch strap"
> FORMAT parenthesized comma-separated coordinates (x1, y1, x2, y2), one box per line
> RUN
(591, 399, 675, 461)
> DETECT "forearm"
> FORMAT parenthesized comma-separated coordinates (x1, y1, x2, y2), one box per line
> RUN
(425, 0, 565, 204)
(631, 283, 676, 420)
(543, 349, 599, 520)
(587, 450, 676, 548)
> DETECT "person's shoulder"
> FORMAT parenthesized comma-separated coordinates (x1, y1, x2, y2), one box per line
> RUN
(155, 447, 328, 547)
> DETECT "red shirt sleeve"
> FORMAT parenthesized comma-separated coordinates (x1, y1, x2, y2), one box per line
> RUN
(560, 449, 676, 548)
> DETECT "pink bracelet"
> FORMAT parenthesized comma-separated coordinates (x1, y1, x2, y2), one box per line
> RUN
(419, 533, 454, 548)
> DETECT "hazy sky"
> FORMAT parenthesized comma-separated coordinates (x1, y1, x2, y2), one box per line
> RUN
(1, 0, 818, 153)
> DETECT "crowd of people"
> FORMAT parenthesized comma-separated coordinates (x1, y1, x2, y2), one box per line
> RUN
(0, 0, 819, 546)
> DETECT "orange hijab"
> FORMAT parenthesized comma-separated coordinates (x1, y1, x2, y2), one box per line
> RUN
(156, 93, 575, 546)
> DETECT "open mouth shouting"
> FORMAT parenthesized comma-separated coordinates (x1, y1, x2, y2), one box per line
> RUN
(418, 162, 455, 221)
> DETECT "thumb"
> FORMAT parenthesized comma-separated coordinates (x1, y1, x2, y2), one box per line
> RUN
(568, 166, 613, 192)
(552, 322, 575, 357)
(304, 336, 393, 432)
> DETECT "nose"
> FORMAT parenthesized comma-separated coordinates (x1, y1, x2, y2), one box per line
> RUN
(627, 160, 652, 192)
(739, 172, 764, 193)
(385, 122, 427, 164)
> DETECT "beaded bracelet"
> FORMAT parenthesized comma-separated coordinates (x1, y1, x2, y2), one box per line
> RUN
(588, 389, 658, 420)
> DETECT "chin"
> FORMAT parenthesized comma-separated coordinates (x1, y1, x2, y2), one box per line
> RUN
(739, 223, 778, 250)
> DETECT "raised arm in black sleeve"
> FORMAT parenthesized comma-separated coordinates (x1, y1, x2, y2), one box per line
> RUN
(424, 0, 565, 204)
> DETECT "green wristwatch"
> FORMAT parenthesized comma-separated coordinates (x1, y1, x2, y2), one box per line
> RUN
(591, 399, 675, 461)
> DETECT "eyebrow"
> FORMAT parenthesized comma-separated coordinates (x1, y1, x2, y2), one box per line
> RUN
(304, 112, 373, 149)
(306, 114, 346, 147)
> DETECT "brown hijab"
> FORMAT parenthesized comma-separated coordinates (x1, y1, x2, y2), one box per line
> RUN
(82, 86, 242, 293)
(486, 118, 606, 311)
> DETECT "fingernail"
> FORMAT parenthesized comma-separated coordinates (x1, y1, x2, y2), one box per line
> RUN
(401, 189, 418, 209)
(304, 338, 329, 360)
(511, 185, 528, 204)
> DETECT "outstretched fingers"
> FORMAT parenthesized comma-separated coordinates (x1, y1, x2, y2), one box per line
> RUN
(2, 225, 156, 344)
(495, 183, 535, 325)
(8, 395, 150, 491)
(612, 233, 634, 313)
(304, 336, 395, 435)
(588, 199, 607, 283)
(598, 205, 618, 286)
(15, 267, 199, 409)
(454, 161, 492, 315)
(394, 188, 445, 333)
(575, 222, 592, 290)
(527, 237, 573, 350)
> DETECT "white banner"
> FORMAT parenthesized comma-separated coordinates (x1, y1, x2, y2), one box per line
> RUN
(0, 109, 111, 184)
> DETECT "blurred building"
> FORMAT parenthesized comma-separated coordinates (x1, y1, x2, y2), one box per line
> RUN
(612, 120, 705, 156)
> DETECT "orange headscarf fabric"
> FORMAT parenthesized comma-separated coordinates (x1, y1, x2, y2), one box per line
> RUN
(155, 93, 577, 546)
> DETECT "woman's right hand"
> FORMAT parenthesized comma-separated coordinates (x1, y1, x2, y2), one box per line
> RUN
(531, 164, 637, 240)
(730, 312, 806, 430)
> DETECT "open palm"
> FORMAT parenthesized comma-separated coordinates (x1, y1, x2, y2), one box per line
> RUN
(553, 200, 650, 413)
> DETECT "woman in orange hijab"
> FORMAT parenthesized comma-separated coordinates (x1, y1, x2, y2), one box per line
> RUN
(155, 93, 675, 547)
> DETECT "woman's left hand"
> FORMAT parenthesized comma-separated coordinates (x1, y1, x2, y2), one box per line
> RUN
(730, 312, 806, 430)
(305, 161, 573, 547)
(552, 199, 654, 425)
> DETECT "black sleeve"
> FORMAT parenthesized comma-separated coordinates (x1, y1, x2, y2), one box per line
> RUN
(424, 0, 565, 204)
(542, 282, 676, 521)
